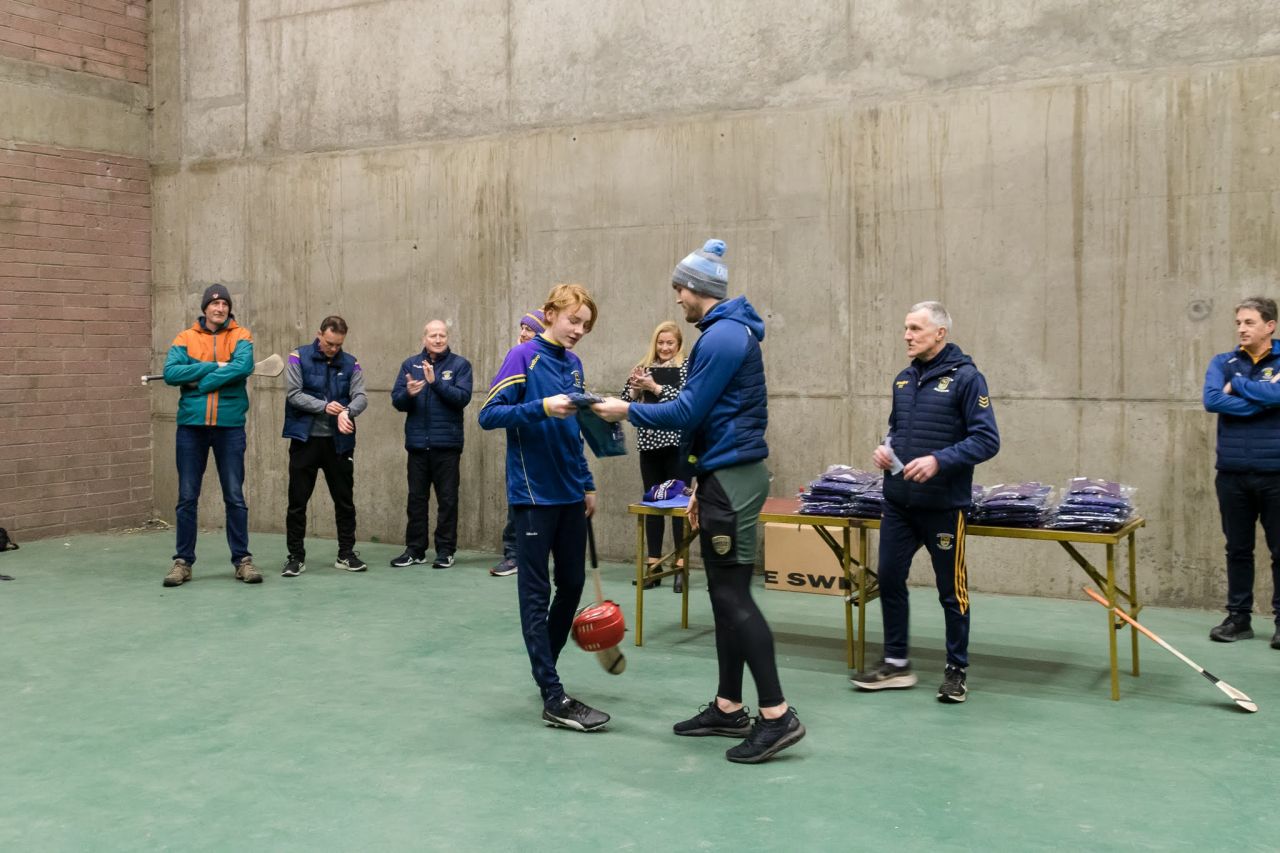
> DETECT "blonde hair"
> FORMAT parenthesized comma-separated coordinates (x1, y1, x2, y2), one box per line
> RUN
(635, 320, 685, 370)
(542, 283, 597, 332)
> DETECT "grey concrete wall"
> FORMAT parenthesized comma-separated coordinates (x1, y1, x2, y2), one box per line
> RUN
(151, 0, 1280, 608)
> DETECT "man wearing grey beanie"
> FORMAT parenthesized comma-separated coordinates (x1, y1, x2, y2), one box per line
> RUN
(161, 283, 260, 586)
(595, 239, 805, 764)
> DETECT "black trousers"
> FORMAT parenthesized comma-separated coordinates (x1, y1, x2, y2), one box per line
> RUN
(1215, 470, 1280, 620)
(405, 447, 461, 557)
(639, 445, 686, 558)
(286, 437, 356, 560)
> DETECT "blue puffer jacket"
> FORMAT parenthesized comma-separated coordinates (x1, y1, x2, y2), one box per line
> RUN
(882, 342, 1000, 510)
(391, 348, 473, 450)
(1204, 341, 1280, 472)
(628, 295, 768, 475)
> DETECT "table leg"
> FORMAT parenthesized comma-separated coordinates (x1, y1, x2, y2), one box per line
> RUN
(843, 527, 853, 670)
(857, 528, 869, 673)
(1107, 542, 1119, 701)
(635, 515, 646, 647)
(680, 536, 690, 629)
(1128, 531, 1140, 676)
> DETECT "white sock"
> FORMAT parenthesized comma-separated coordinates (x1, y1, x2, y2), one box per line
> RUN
(885, 657, 908, 667)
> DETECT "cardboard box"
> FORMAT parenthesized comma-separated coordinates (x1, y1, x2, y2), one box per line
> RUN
(763, 522, 850, 596)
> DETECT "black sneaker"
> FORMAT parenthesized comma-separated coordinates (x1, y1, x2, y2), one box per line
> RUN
(490, 558, 517, 577)
(542, 696, 610, 732)
(673, 700, 752, 737)
(851, 659, 918, 691)
(1272, 625, 1280, 650)
(281, 556, 306, 577)
(335, 553, 368, 572)
(937, 665, 968, 703)
(1209, 614, 1254, 642)
(390, 551, 427, 568)
(725, 707, 806, 764)
(432, 554, 455, 569)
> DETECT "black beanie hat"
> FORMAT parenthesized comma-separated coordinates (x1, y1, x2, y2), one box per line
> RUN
(201, 284, 232, 312)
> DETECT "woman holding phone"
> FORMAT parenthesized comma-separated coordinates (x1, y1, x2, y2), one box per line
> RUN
(621, 320, 690, 591)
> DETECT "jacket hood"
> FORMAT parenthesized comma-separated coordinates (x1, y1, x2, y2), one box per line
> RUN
(700, 295, 765, 342)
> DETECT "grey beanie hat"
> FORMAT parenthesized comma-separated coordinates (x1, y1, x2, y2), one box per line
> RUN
(672, 239, 728, 299)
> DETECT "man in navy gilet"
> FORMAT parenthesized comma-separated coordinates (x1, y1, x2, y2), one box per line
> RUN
(852, 301, 999, 704)
(1203, 296, 1280, 649)
(281, 315, 369, 576)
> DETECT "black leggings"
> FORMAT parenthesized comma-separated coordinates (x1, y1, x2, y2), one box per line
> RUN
(706, 562, 784, 708)
(639, 446, 686, 558)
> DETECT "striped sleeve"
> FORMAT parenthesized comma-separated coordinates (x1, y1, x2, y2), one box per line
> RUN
(477, 347, 548, 430)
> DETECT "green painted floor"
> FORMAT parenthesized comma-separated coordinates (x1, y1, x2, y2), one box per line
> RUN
(2, 530, 1277, 851)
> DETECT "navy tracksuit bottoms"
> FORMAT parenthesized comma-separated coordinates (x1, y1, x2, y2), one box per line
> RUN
(878, 497, 971, 668)
(514, 502, 587, 707)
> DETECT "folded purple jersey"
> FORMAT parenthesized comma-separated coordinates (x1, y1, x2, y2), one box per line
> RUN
(981, 482, 1053, 503)
(809, 479, 866, 498)
(644, 479, 688, 502)
(819, 465, 881, 486)
(643, 494, 690, 509)
(1065, 478, 1127, 498)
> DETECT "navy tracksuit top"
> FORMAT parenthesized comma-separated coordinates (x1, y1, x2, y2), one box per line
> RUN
(1204, 340, 1280, 473)
(882, 342, 1000, 509)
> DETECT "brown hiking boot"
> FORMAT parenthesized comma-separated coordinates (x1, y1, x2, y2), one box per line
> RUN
(235, 557, 262, 584)
(163, 559, 192, 587)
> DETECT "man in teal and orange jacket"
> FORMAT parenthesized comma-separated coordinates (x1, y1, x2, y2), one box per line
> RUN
(161, 283, 260, 587)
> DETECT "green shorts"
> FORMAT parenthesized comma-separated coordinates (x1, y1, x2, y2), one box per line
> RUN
(696, 461, 770, 567)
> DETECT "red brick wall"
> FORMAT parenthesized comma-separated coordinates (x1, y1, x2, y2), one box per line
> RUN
(0, 0, 148, 85)
(0, 142, 152, 538)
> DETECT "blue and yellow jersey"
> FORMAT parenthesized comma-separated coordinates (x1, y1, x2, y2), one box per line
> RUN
(477, 334, 595, 506)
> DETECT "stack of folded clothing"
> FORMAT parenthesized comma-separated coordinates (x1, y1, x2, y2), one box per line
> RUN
(968, 482, 1054, 528)
(799, 466, 884, 518)
(1044, 478, 1135, 532)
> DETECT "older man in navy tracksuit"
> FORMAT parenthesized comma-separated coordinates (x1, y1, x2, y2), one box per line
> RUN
(1203, 296, 1280, 648)
(390, 320, 473, 569)
(852, 301, 999, 704)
